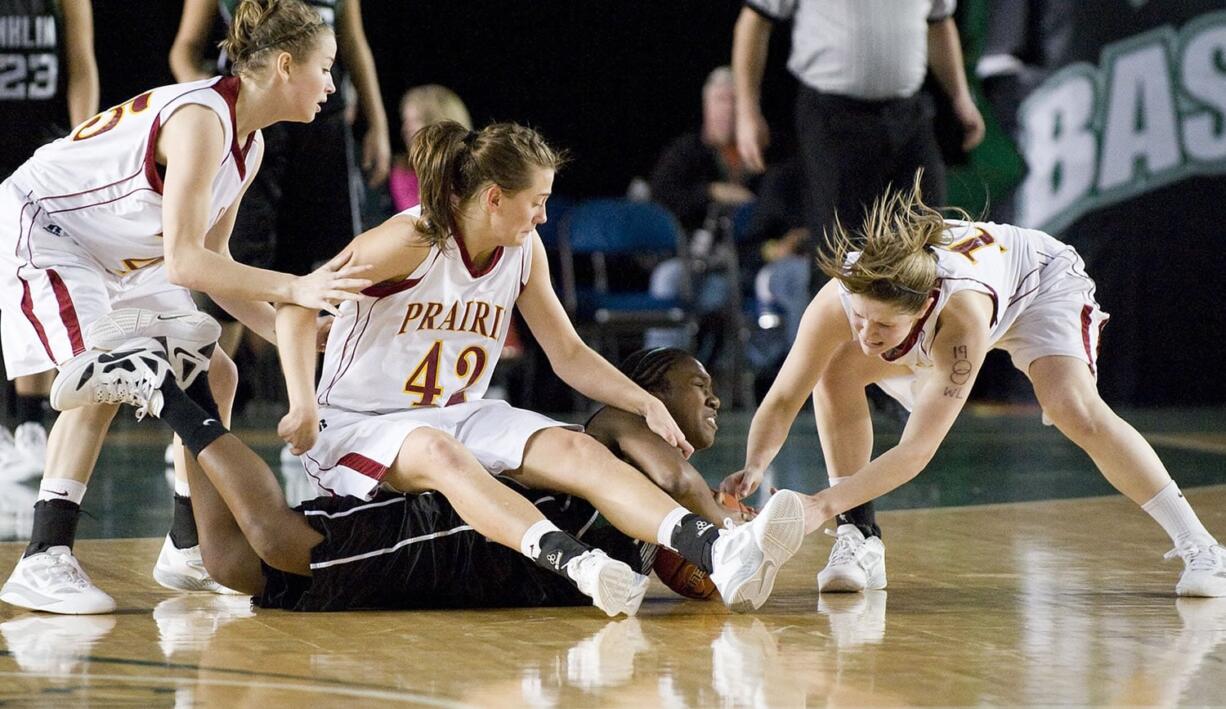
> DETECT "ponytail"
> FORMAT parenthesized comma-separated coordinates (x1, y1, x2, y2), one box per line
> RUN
(410, 121, 565, 247)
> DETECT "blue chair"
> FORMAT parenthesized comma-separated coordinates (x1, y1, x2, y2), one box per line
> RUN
(558, 199, 695, 355)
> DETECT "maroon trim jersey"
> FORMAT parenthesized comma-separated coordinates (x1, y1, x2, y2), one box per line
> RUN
(316, 205, 533, 415)
(839, 220, 1097, 371)
(8, 76, 262, 276)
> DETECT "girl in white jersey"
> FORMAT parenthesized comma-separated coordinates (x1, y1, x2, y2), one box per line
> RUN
(0, 0, 371, 615)
(273, 121, 809, 616)
(720, 173, 1226, 599)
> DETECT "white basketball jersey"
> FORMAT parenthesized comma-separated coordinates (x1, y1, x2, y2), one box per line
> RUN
(317, 206, 531, 413)
(9, 76, 262, 276)
(839, 221, 1085, 371)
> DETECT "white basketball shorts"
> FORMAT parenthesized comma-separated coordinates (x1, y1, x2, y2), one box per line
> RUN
(0, 179, 198, 378)
(301, 398, 580, 499)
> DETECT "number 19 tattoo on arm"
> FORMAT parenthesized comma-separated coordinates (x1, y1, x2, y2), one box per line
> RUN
(944, 345, 973, 399)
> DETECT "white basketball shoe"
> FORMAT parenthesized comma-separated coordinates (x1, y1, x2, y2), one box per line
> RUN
(567, 549, 650, 617)
(817, 524, 887, 593)
(0, 546, 116, 614)
(152, 535, 242, 594)
(1166, 543, 1226, 597)
(708, 489, 806, 611)
(50, 337, 172, 419)
(87, 308, 220, 388)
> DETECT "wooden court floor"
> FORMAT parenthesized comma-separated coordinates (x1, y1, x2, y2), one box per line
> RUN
(1, 485, 1224, 707)
(1, 405, 1225, 706)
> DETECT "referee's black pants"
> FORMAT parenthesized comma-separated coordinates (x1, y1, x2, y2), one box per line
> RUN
(795, 86, 947, 247)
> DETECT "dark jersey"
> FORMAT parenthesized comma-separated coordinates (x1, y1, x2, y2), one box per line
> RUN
(0, 0, 69, 176)
(256, 479, 652, 612)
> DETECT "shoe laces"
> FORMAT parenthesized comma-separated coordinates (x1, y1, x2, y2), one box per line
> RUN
(92, 376, 160, 420)
(1164, 544, 1225, 572)
(825, 528, 862, 565)
(32, 550, 93, 591)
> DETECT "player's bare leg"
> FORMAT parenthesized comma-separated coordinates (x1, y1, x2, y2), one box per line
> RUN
(515, 428, 806, 611)
(190, 435, 322, 577)
(811, 346, 900, 592)
(181, 440, 275, 596)
(1030, 354, 1225, 596)
(1029, 355, 1169, 502)
(384, 428, 648, 616)
(157, 349, 242, 592)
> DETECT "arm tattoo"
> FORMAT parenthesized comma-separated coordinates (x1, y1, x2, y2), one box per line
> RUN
(947, 344, 973, 389)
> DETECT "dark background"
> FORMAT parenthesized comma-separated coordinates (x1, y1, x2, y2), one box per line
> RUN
(92, 0, 796, 198)
(83, 2, 1226, 407)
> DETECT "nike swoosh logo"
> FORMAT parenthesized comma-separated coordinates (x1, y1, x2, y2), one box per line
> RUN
(157, 314, 190, 321)
(203, 419, 218, 426)
(47, 489, 69, 496)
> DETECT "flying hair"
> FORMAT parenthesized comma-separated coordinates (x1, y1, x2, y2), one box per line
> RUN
(816, 170, 970, 313)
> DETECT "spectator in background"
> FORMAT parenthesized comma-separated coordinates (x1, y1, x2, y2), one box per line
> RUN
(0, 0, 98, 479)
(389, 84, 472, 212)
(169, 0, 389, 362)
(649, 67, 756, 231)
(737, 158, 811, 393)
(645, 67, 757, 362)
(733, 0, 985, 243)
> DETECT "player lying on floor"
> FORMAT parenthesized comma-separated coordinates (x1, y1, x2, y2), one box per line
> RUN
(269, 120, 805, 615)
(51, 327, 772, 612)
(250, 347, 747, 611)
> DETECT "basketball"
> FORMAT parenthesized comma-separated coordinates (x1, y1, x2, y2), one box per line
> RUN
(653, 547, 718, 600)
(651, 489, 757, 599)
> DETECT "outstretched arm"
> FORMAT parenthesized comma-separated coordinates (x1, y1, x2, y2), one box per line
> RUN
(722, 281, 848, 498)
(804, 292, 993, 531)
(276, 215, 431, 452)
(516, 235, 693, 458)
(159, 107, 372, 311)
(598, 410, 730, 523)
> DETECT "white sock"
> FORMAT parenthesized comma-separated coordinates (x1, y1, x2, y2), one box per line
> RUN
(656, 507, 689, 550)
(38, 477, 87, 505)
(519, 519, 562, 559)
(173, 476, 191, 497)
(1141, 481, 1216, 548)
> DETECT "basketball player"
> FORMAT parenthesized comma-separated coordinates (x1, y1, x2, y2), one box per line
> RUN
(0, 0, 371, 615)
(721, 172, 1226, 598)
(586, 347, 734, 526)
(30, 323, 760, 613)
(0, 0, 98, 479)
(269, 120, 807, 615)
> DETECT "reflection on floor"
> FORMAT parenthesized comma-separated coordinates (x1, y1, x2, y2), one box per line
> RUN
(1, 406, 1224, 705)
